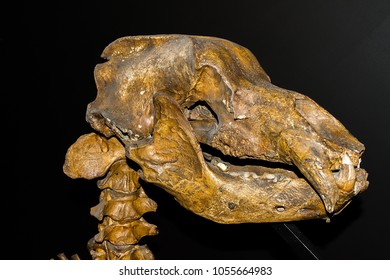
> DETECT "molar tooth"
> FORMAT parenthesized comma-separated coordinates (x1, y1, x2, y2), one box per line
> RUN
(216, 162, 228, 172)
(264, 174, 276, 180)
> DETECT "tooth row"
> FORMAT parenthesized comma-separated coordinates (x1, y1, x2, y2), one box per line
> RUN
(88, 160, 158, 259)
(105, 118, 142, 141)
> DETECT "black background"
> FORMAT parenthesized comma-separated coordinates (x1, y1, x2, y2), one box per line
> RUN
(4, 0, 390, 260)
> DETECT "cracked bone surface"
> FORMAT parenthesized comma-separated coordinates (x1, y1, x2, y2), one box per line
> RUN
(85, 34, 368, 222)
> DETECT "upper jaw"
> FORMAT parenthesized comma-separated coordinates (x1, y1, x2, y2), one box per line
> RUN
(86, 108, 147, 145)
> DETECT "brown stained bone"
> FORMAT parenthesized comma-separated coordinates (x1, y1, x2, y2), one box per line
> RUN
(91, 162, 158, 222)
(63, 133, 157, 259)
(63, 133, 125, 179)
(95, 217, 158, 245)
(86, 34, 368, 216)
(88, 160, 158, 259)
(90, 188, 157, 222)
(129, 93, 328, 223)
(87, 239, 155, 260)
(55, 253, 81, 260)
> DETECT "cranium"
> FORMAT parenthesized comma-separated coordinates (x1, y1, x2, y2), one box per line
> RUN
(84, 34, 368, 224)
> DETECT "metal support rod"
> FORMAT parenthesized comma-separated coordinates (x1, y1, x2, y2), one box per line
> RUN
(272, 223, 321, 260)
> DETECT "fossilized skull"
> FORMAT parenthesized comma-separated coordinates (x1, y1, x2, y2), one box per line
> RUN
(85, 34, 368, 223)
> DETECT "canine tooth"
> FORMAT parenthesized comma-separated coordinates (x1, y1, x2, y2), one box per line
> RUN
(342, 153, 353, 165)
(335, 154, 356, 192)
